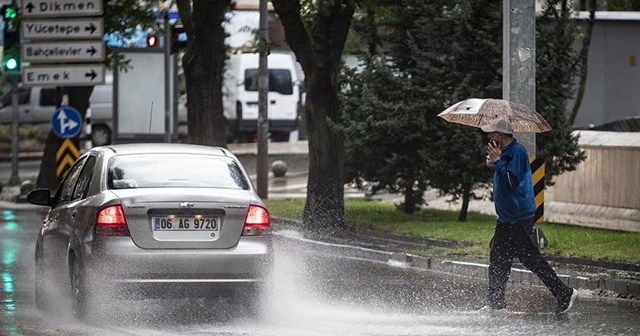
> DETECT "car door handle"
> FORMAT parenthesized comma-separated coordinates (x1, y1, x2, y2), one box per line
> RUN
(53, 214, 59, 221)
(71, 211, 78, 219)
(270, 100, 276, 104)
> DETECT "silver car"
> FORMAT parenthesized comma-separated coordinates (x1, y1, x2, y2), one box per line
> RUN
(27, 143, 273, 320)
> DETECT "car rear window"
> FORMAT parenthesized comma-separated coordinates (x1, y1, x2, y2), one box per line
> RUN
(108, 154, 250, 190)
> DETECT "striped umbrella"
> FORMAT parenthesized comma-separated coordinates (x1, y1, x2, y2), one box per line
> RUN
(437, 98, 552, 133)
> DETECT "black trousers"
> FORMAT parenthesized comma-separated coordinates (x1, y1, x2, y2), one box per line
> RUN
(488, 218, 571, 309)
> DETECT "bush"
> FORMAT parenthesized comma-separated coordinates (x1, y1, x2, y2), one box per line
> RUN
(0, 125, 46, 142)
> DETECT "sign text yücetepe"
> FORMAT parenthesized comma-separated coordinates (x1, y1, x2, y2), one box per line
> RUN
(24, 22, 81, 35)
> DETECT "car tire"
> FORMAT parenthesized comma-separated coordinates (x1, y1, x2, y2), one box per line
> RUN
(270, 131, 290, 142)
(70, 258, 90, 321)
(91, 124, 112, 146)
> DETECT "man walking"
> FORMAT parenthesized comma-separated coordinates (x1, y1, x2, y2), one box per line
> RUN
(481, 117, 577, 313)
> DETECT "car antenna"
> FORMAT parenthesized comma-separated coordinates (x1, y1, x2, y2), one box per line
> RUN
(148, 101, 153, 141)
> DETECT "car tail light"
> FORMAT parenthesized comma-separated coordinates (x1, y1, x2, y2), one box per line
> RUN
(242, 205, 270, 236)
(96, 205, 130, 236)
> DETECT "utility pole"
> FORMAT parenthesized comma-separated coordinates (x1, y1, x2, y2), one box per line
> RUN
(257, 0, 269, 198)
(164, 12, 172, 143)
(505, 1, 546, 247)
(9, 88, 20, 185)
(504, 0, 536, 155)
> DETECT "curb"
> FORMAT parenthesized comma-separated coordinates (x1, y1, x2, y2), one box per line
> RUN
(272, 221, 640, 301)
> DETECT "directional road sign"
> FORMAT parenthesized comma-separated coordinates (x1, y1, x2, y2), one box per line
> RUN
(22, 18, 104, 40)
(23, 64, 105, 86)
(22, 0, 103, 18)
(22, 40, 105, 63)
(52, 106, 83, 139)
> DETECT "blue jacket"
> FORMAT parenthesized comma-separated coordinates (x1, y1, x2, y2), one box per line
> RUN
(492, 139, 536, 223)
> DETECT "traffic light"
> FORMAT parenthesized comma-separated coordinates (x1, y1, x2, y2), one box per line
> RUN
(146, 34, 158, 48)
(171, 25, 187, 53)
(3, 53, 19, 72)
(2, 4, 20, 74)
(1, 4, 17, 20)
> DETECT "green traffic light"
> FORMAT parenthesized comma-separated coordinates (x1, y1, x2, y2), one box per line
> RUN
(3, 7, 17, 20)
(4, 57, 17, 70)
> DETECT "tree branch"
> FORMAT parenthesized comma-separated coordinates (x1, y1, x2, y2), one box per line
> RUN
(271, 0, 314, 70)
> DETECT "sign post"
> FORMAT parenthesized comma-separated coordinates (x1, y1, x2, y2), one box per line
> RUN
(21, 0, 105, 180)
(21, 0, 106, 87)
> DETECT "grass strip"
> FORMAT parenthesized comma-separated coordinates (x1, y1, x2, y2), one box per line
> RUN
(265, 198, 640, 264)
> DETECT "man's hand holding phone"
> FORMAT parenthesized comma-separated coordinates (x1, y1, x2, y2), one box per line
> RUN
(487, 139, 501, 164)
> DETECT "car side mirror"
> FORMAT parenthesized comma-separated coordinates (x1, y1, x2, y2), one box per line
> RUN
(27, 189, 53, 206)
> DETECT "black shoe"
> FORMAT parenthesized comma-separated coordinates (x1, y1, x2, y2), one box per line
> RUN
(557, 289, 578, 313)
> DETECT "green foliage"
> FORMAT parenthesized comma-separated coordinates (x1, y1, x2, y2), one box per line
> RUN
(341, 58, 429, 213)
(348, 0, 395, 55)
(391, 1, 502, 210)
(300, 0, 318, 31)
(103, 0, 160, 35)
(607, 0, 640, 10)
(341, 0, 586, 219)
(102, 0, 161, 70)
(0, 125, 46, 142)
(264, 198, 305, 219)
(342, 0, 502, 217)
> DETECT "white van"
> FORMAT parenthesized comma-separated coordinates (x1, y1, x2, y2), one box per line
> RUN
(0, 76, 114, 146)
(224, 52, 301, 142)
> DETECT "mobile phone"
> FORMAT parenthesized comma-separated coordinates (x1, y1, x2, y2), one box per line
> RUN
(489, 139, 499, 148)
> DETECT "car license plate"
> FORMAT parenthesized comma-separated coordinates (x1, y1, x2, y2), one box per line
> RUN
(153, 216, 218, 231)
(152, 216, 220, 241)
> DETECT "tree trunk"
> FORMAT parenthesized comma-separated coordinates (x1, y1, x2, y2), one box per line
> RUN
(458, 182, 471, 222)
(303, 67, 346, 232)
(177, 0, 229, 147)
(272, 0, 356, 233)
(36, 86, 93, 190)
(402, 183, 416, 214)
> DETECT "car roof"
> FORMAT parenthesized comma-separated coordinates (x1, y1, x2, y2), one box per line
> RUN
(96, 143, 234, 157)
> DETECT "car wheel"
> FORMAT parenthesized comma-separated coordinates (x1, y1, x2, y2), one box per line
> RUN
(91, 124, 112, 146)
(34, 248, 50, 312)
(70, 258, 89, 321)
(270, 131, 290, 142)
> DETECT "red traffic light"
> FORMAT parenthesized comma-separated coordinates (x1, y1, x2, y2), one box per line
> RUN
(146, 34, 158, 48)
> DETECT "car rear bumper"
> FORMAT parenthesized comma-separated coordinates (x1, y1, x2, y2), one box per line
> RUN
(82, 236, 273, 285)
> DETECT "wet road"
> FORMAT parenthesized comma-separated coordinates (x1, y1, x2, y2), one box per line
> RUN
(1, 208, 640, 335)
